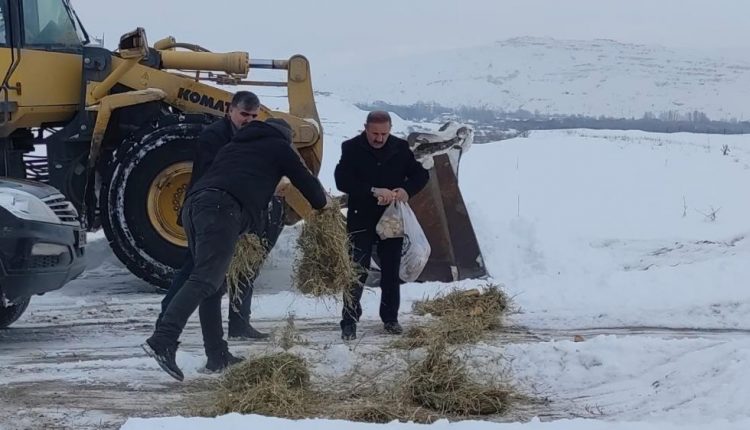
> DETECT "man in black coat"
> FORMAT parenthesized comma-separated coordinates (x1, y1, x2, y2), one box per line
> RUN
(334, 111, 429, 340)
(144, 118, 328, 381)
(157, 91, 280, 343)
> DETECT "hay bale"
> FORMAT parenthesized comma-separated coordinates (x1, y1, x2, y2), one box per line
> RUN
(293, 202, 359, 297)
(403, 347, 510, 416)
(214, 353, 312, 417)
(226, 234, 267, 306)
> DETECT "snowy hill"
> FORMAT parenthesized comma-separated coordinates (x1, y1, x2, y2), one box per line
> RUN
(317, 37, 750, 121)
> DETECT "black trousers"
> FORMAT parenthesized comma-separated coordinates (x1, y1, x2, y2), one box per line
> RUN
(150, 189, 249, 358)
(341, 229, 403, 327)
(228, 196, 285, 330)
(157, 197, 285, 337)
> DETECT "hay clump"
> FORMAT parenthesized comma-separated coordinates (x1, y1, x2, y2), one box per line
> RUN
(413, 285, 508, 319)
(391, 325, 432, 349)
(392, 315, 489, 349)
(393, 285, 510, 348)
(213, 353, 312, 417)
(293, 202, 359, 297)
(402, 346, 510, 416)
(226, 233, 267, 306)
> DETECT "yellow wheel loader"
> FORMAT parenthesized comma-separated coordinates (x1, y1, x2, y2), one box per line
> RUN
(0, 0, 485, 289)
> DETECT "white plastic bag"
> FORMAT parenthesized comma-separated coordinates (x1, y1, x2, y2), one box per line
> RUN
(398, 202, 431, 282)
(376, 202, 404, 239)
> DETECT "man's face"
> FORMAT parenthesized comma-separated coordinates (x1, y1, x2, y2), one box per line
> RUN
(365, 121, 391, 149)
(228, 105, 260, 129)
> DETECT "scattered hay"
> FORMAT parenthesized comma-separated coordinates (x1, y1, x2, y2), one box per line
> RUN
(293, 202, 359, 298)
(276, 313, 307, 351)
(221, 353, 310, 391)
(392, 315, 489, 348)
(393, 285, 510, 348)
(391, 325, 432, 349)
(433, 312, 496, 344)
(403, 346, 510, 416)
(331, 399, 438, 424)
(213, 353, 312, 417)
(413, 285, 508, 319)
(215, 378, 309, 418)
(226, 234, 267, 307)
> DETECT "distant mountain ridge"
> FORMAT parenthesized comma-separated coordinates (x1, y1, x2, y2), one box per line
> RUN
(318, 37, 750, 121)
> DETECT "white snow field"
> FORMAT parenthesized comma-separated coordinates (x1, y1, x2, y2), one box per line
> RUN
(1, 97, 749, 429)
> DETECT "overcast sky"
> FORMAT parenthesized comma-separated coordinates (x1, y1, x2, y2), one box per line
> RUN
(72, 0, 750, 66)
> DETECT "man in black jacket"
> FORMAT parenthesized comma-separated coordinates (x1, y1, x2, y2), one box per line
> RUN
(144, 118, 328, 381)
(334, 111, 429, 340)
(157, 91, 273, 348)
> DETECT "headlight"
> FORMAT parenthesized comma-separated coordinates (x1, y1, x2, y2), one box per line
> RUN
(0, 188, 61, 224)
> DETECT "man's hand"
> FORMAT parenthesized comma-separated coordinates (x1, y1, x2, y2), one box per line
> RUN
(372, 187, 395, 205)
(274, 177, 290, 197)
(393, 188, 409, 202)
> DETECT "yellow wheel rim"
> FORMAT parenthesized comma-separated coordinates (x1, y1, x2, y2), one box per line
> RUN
(147, 161, 192, 247)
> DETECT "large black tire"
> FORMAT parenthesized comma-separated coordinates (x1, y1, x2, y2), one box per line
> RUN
(0, 297, 31, 329)
(101, 116, 209, 290)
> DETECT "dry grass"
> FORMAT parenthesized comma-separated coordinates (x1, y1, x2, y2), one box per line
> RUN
(413, 285, 509, 319)
(226, 234, 267, 307)
(391, 326, 432, 349)
(206, 283, 519, 422)
(394, 315, 490, 348)
(329, 397, 438, 424)
(402, 346, 510, 416)
(393, 285, 510, 348)
(293, 202, 359, 299)
(208, 347, 516, 422)
(213, 353, 312, 417)
(276, 313, 307, 351)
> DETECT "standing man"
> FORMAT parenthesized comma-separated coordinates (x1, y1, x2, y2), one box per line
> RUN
(334, 111, 429, 340)
(144, 118, 328, 381)
(157, 91, 276, 345)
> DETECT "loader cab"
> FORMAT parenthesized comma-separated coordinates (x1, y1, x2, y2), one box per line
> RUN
(0, 0, 88, 135)
(20, 0, 87, 49)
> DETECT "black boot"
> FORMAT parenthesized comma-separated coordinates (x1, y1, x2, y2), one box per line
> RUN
(383, 321, 403, 335)
(229, 321, 270, 340)
(205, 350, 244, 373)
(142, 338, 183, 381)
(228, 280, 268, 339)
(341, 323, 357, 341)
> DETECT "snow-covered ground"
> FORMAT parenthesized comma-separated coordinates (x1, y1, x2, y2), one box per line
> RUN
(1, 97, 749, 429)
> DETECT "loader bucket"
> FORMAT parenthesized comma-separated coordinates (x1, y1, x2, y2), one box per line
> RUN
(407, 123, 487, 282)
(409, 153, 486, 282)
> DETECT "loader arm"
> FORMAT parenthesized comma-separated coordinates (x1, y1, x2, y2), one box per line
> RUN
(87, 52, 323, 222)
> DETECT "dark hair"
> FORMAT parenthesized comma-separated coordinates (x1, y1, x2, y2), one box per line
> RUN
(231, 91, 260, 110)
(366, 110, 391, 125)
